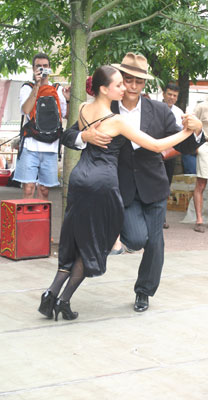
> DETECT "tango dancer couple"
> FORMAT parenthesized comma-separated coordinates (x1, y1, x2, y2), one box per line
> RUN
(38, 53, 204, 321)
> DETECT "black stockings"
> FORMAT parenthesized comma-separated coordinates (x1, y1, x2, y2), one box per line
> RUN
(49, 257, 85, 302)
(48, 270, 69, 298)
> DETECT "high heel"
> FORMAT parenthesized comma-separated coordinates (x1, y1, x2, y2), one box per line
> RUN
(54, 299, 78, 321)
(38, 290, 56, 319)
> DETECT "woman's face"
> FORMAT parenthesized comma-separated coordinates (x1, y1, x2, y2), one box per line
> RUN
(106, 70, 126, 101)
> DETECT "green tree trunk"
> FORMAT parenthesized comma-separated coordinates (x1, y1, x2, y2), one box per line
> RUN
(62, 1, 89, 218)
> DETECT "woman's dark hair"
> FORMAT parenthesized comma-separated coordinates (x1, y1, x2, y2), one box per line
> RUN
(91, 65, 118, 96)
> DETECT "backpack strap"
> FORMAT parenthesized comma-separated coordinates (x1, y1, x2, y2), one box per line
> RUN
(54, 83, 62, 161)
(17, 84, 33, 159)
(52, 83, 60, 91)
(21, 81, 35, 89)
(17, 114, 26, 160)
(20, 114, 24, 129)
(22, 82, 60, 90)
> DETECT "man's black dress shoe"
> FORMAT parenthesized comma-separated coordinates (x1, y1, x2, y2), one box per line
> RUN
(134, 293, 149, 312)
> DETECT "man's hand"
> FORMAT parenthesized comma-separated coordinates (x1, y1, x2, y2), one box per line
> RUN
(34, 68, 42, 87)
(182, 114, 202, 136)
(62, 86, 71, 102)
(81, 121, 112, 149)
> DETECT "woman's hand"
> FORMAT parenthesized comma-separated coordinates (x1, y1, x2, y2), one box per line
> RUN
(81, 121, 112, 149)
(182, 127, 194, 138)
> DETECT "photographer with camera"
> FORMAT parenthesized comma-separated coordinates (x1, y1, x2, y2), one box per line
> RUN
(14, 52, 70, 200)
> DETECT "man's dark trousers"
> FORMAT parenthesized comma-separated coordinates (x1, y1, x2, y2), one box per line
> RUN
(120, 193, 167, 297)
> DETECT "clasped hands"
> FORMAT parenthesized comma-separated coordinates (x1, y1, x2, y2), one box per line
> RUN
(182, 114, 202, 135)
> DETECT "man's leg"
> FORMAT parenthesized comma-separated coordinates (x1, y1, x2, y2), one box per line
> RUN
(121, 197, 166, 311)
(133, 199, 166, 298)
(182, 154, 196, 174)
(23, 183, 36, 198)
(38, 152, 59, 200)
(37, 184, 49, 200)
(120, 199, 148, 252)
(13, 148, 39, 199)
(193, 177, 207, 232)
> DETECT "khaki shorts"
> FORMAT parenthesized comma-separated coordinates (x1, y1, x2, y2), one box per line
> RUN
(196, 142, 208, 179)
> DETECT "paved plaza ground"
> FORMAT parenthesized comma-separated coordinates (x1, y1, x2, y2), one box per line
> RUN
(0, 186, 207, 399)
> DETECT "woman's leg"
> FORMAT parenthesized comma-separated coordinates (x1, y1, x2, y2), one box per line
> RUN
(58, 256, 85, 302)
(54, 257, 85, 321)
(48, 270, 70, 297)
(38, 270, 70, 318)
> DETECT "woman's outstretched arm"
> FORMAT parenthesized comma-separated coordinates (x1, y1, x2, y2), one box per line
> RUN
(116, 115, 202, 153)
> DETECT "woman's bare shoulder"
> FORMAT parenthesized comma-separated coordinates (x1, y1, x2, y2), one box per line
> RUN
(78, 102, 88, 112)
(111, 114, 129, 127)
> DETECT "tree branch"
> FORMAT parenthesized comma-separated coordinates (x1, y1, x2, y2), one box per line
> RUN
(88, 10, 161, 41)
(159, 11, 208, 32)
(198, 8, 208, 15)
(88, 4, 208, 42)
(32, 0, 71, 30)
(88, 1, 177, 41)
(89, 0, 121, 27)
(89, 0, 176, 29)
(0, 23, 21, 30)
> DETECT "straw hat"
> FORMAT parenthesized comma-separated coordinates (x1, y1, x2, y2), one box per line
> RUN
(112, 52, 154, 80)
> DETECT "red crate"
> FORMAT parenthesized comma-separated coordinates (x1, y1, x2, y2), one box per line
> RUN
(0, 199, 51, 260)
(0, 169, 12, 186)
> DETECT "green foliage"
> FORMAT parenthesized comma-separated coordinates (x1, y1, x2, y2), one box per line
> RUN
(88, 0, 208, 91)
(0, 0, 71, 76)
(0, 0, 207, 88)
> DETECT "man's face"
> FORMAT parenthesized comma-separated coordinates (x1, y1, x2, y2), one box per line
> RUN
(163, 89, 179, 108)
(33, 58, 50, 76)
(122, 73, 145, 103)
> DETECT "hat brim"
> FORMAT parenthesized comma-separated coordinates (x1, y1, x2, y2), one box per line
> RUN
(111, 63, 154, 80)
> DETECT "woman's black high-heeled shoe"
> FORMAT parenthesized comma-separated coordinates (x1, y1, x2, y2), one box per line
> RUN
(38, 290, 56, 319)
(54, 299, 78, 321)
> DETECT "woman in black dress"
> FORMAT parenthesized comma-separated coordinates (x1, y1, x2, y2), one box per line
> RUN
(38, 66, 193, 321)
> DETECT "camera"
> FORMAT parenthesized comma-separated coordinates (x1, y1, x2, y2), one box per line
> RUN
(39, 67, 52, 78)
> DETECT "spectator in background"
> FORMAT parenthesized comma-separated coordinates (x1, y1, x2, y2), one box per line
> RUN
(164, 82, 196, 176)
(162, 82, 196, 228)
(13, 52, 70, 200)
(193, 96, 208, 233)
(162, 82, 183, 228)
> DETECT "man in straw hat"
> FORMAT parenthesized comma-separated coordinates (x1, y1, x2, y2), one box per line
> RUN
(62, 52, 204, 312)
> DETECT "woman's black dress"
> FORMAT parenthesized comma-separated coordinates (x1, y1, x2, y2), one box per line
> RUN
(58, 113, 126, 277)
